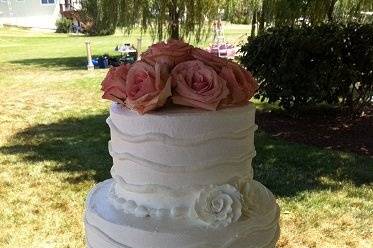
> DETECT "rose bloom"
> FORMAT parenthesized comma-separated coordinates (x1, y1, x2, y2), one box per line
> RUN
(193, 184, 242, 228)
(141, 39, 193, 67)
(101, 64, 131, 104)
(219, 62, 258, 106)
(125, 61, 171, 114)
(170, 60, 229, 111)
(191, 48, 258, 106)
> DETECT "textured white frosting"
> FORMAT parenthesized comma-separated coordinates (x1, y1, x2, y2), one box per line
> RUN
(109, 103, 257, 211)
(85, 179, 280, 248)
(84, 103, 280, 247)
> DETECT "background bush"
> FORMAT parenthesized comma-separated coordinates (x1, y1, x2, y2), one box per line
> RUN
(240, 22, 373, 113)
(55, 18, 73, 33)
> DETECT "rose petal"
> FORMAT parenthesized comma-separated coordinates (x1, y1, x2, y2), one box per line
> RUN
(170, 60, 229, 111)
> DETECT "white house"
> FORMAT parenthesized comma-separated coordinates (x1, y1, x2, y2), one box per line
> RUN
(0, 0, 81, 30)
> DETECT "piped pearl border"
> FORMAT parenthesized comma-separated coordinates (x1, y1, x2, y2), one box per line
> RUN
(108, 184, 190, 218)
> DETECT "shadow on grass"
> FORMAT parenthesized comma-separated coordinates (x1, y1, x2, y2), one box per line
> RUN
(10, 56, 89, 70)
(253, 131, 372, 197)
(0, 114, 372, 194)
(0, 113, 111, 183)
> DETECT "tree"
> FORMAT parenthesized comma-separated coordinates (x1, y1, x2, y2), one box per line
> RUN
(83, 0, 372, 38)
(81, 0, 119, 35)
(82, 0, 222, 41)
(334, 0, 373, 22)
(224, 0, 373, 37)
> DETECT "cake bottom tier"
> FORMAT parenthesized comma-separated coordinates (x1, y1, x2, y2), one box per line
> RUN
(84, 179, 280, 248)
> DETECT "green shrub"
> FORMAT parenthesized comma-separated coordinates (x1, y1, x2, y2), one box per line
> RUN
(55, 17, 73, 33)
(240, 23, 373, 113)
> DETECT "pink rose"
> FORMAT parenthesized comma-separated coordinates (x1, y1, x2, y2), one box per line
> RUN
(125, 61, 171, 114)
(101, 64, 131, 104)
(191, 48, 258, 106)
(141, 39, 193, 67)
(170, 60, 229, 111)
(219, 62, 258, 107)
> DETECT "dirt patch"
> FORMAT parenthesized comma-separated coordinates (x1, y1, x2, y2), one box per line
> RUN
(256, 107, 372, 157)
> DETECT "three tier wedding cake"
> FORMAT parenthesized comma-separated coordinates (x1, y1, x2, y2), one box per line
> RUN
(84, 40, 280, 248)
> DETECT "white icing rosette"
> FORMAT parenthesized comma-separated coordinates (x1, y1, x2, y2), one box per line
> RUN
(192, 184, 242, 228)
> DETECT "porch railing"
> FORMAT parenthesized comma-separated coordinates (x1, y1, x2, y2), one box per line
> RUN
(59, 0, 81, 13)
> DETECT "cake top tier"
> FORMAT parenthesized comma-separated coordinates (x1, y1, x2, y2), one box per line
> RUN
(109, 102, 257, 186)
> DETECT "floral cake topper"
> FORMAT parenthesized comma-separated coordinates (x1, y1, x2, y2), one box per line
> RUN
(101, 39, 258, 114)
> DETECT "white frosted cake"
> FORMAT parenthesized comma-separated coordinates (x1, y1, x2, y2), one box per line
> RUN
(84, 103, 280, 248)
(85, 39, 280, 247)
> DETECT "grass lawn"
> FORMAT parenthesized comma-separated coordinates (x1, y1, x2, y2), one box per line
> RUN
(0, 25, 372, 248)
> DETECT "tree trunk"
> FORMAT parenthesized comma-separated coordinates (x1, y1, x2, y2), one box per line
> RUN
(169, 0, 179, 39)
(258, 10, 265, 35)
(251, 11, 257, 37)
(258, 0, 268, 35)
(327, 0, 337, 22)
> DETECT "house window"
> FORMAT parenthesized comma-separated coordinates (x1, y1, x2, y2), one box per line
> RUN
(41, 0, 55, 4)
